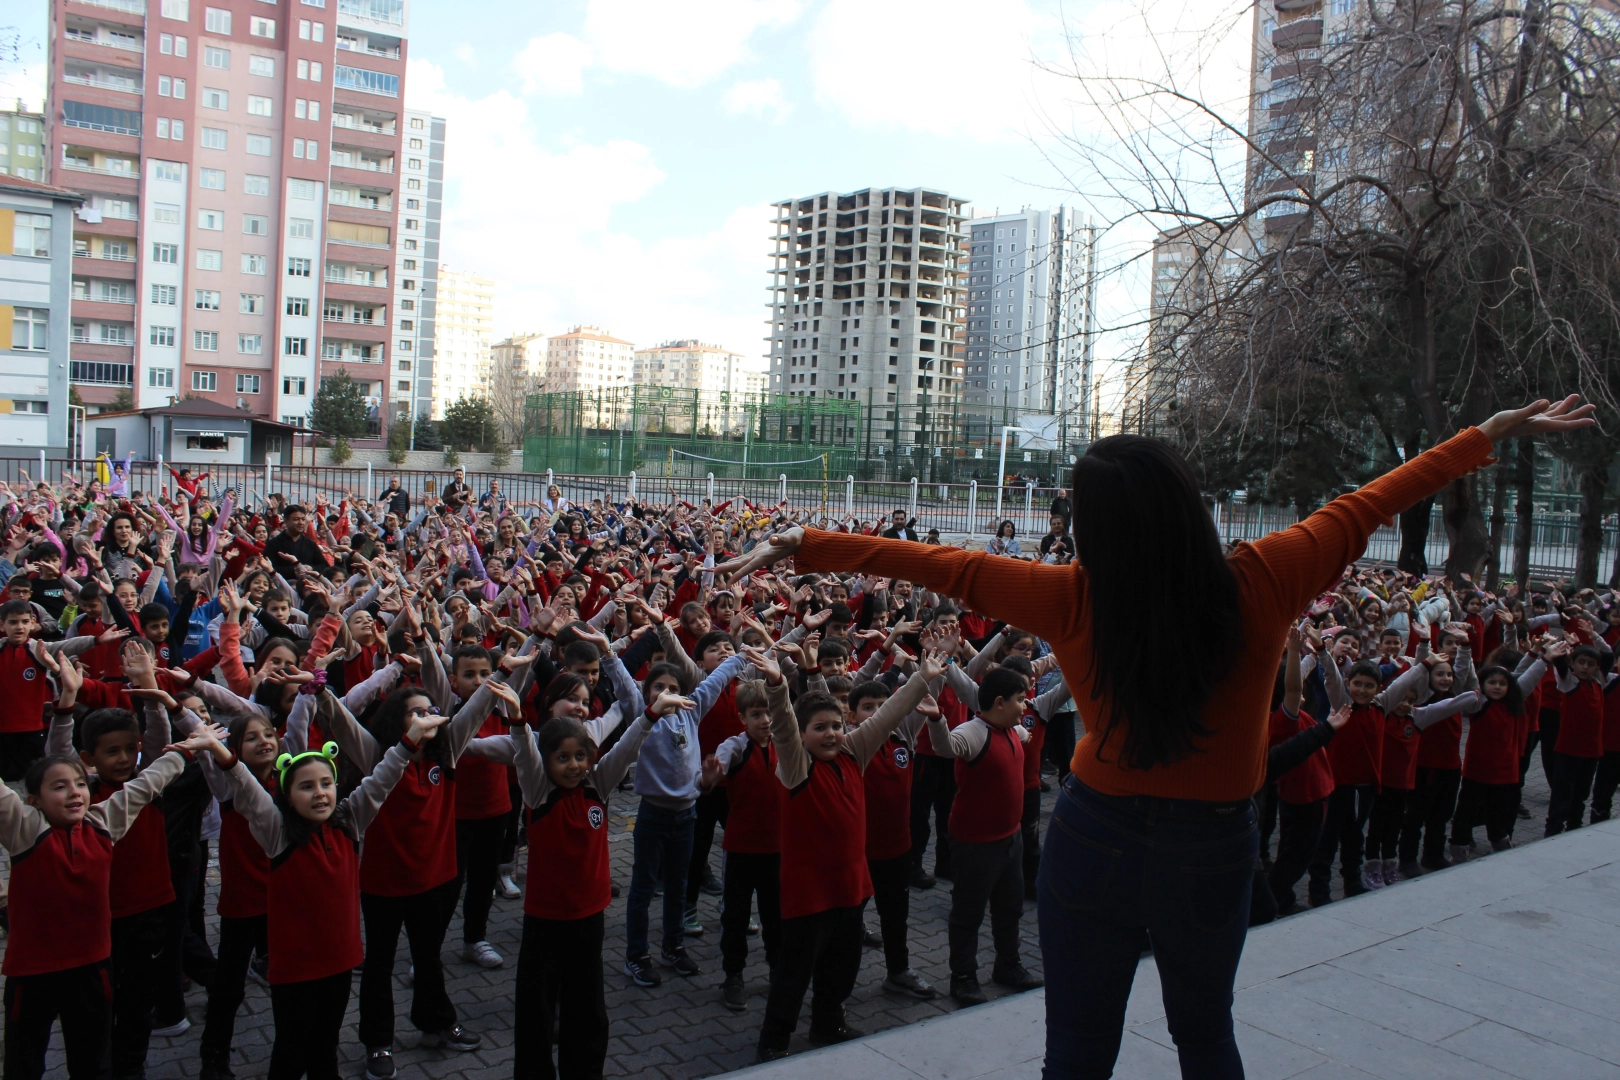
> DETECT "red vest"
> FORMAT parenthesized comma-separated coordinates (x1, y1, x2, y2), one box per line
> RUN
(1379, 712, 1423, 792)
(94, 782, 174, 918)
(862, 738, 913, 862)
(268, 824, 362, 984)
(1327, 703, 1384, 787)
(1462, 701, 1524, 785)
(359, 756, 458, 896)
(217, 801, 270, 919)
(1268, 708, 1333, 805)
(3, 822, 115, 976)
(1020, 700, 1047, 792)
(720, 740, 783, 855)
(699, 682, 743, 761)
(950, 723, 1024, 844)
(1604, 680, 1620, 753)
(455, 714, 513, 821)
(780, 756, 870, 919)
(0, 642, 52, 734)
(1415, 713, 1462, 771)
(524, 786, 611, 921)
(1557, 680, 1605, 759)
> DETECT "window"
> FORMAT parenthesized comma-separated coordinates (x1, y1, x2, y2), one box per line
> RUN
(154, 162, 182, 182)
(400, 298, 414, 310)
(198, 167, 225, 189)
(243, 215, 268, 235)
(152, 202, 180, 224)
(152, 242, 179, 264)
(149, 324, 176, 346)
(242, 253, 266, 274)
(166, 118, 184, 141)
(411, 116, 424, 129)
(406, 178, 420, 190)
(402, 259, 416, 270)
(197, 209, 223, 230)
(407, 158, 421, 170)
(151, 284, 178, 305)
(288, 218, 313, 239)
(149, 367, 175, 388)
(175, 35, 189, 55)
(158, 74, 172, 95)
(172, 77, 187, 98)
(292, 138, 305, 159)
(156, 117, 169, 137)
(283, 376, 306, 395)
(233, 373, 262, 395)
(250, 17, 275, 37)
(409, 138, 422, 149)
(203, 86, 228, 109)
(248, 54, 274, 78)
(196, 249, 223, 271)
(11, 309, 47, 350)
(204, 45, 230, 68)
(287, 257, 311, 276)
(191, 370, 218, 391)
(406, 198, 419, 210)
(286, 296, 310, 316)
(161, 0, 188, 18)
(290, 179, 316, 199)
(11, 214, 50, 258)
(284, 336, 309, 355)
(160, 33, 173, 53)
(334, 64, 395, 96)
(239, 293, 265, 314)
(397, 339, 411, 352)
(194, 333, 220, 355)
(248, 95, 272, 116)
(304, 140, 319, 161)
(310, 61, 322, 81)
(246, 134, 272, 155)
(205, 7, 231, 33)
(299, 18, 310, 37)
(312, 22, 324, 40)
(238, 336, 263, 357)
(244, 174, 270, 195)
(201, 126, 227, 149)
(194, 289, 222, 310)
(297, 58, 308, 78)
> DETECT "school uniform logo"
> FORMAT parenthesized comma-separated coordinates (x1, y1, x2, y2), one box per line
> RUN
(1402, 722, 1416, 739)
(587, 805, 605, 829)
(1022, 713, 1036, 730)
(21, 667, 35, 681)
(427, 765, 443, 785)
(892, 746, 909, 769)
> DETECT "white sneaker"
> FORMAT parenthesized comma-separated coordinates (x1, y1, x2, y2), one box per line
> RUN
(496, 864, 522, 899)
(462, 941, 504, 969)
(1361, 861, 1386, 890)
(151, 1017, 191, 1038)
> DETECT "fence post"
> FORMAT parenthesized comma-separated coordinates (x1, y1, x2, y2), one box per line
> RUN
(845, 475, 854, 518)
(366, 462, 374, 503)
(157, 454, 163, 493)
(968, 480, 978, 533)
(629, 471, 637, 500)
(706, 472, 714, 504)
(1025, 481, 1034, 531)
(1213, 498, 1223, 542)
(266, 460, 273, 501)
(38, 450, 45, 480)
(909, 476, 918, 521)
(779, 474, 787, 506)
(546, 468, 554, 497)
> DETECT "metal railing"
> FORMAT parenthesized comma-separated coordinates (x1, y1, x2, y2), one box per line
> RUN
(75, 249, 137, 261)
(62, 73, 142, 93)
(73, 0, 146, 12)
(60, 160, 137, 176)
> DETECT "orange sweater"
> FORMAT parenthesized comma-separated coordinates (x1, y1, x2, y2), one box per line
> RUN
(797, 427, 1495, 801)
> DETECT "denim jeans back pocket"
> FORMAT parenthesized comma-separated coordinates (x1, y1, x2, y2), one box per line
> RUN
(1043, 806, 1124, 915)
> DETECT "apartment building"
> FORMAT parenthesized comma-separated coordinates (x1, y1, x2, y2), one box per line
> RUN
(2, 175, 84, 450)
(1, 103, 48, 181)
(543, 326, 634, 394)
(766, 188, 966, 446)
(633, 339, 764, 396)
(46, 0, 414, 437)
(430, 266, 492, 415)
(490, 331, 547, 384)
(961, 207, 1096, 429)
(393, 106, 439, 428)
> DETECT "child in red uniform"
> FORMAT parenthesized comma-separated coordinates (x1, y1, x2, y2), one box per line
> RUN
(207, 691, 445, 1080)
(1451, 649, 1552, 852)
(507, 678, 688, 1080)
(445, 645, 514, 971)
(924, 665, 1045, 1004)
(0, 699, 198, 1080)
(1268, 627, 1334, 914)
(0, 601, 58, 782)
(1546, 643, 1616, 835)
(755, 645, 945, 1062)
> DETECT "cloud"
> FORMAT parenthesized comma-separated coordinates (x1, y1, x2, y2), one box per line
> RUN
(453, 43, 476, 64)
(721, 78, 792, 122)
(405, 59, 771, 360)
(512, 33, 596, 96)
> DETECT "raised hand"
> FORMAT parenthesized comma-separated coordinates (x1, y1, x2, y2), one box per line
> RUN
(741, 643, 782, 685)
(916, 647, 949, 682)
(1326, 704, 1352, 730)
(712, 526, 805, 578)
(649, 689, 696, 717)
(1477, 396, 1597, 442)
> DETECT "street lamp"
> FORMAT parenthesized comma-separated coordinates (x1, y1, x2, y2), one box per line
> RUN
(995, 424, 1027, 522)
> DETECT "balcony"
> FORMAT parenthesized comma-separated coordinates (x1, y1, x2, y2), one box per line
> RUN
(330, 150, 394, 173)
(331, 111, 397, 136)
(1275, 0, 1318, 8)
(62, 70, 141, 95)
(1273, 18, 1323, 50)
(72, 0, 146, 12)
(325, 266, 389, 288)
(338, 0, 405, 25)
(74, 245, 135, 262)
(59, 156, 138, 177)
(333, 65, 400, 98)
(321, 342, 385, 363)
(63, 25, 143, 52)
(73, 281, 137, 305)
(70, 360, 134, 386)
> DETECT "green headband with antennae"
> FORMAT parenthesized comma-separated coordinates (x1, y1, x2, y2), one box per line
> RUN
(275, 742, 340, 790)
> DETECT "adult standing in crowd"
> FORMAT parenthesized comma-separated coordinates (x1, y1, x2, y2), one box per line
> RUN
(882, 510, 919, 542)
(380, 475, 410, 519)
(443, 467, 471, 510)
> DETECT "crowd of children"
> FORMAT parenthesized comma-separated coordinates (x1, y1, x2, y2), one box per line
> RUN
(0, 467, 1614, 1079)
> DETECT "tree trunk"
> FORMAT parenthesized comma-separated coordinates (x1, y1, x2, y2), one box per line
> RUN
(1610, 517, 1620, 590)
(1512, 437, 1535, 587)
(1575, 461, 1609, 590)
(1441, 478, 1492, 582)
(1398, 498, 1433, 576)
(1485, 461, 1508, 590)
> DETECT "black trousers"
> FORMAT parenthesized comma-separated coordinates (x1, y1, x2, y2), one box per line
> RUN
(947, 832, 1024, 978)
(498, 789, 524, 864)
(1401, 767, 1461, 864)
(1452, 778, 1521, 846)
(3, 961, 113, 1080)
(1308, 784, 1374, 892)
(456, 815, 506, 944)
(868, 853, 912, 976)
(719, 851, 782, 976)
(1044, 713, 1077, 778)
(1366, 788, 1411, 861)
(909, 755, 956, 874)
(110, 903, 169, 1077)
(685, 788, 729, 909)
(1546, 754, 1601, 836)
(0, 731, 45, 784)
(1020, 788, 1041, 891)
(200, 914, 268, 1066)
(1539, 712, 1562, 787)
(1269, 798, 1326, 907)
(512, 912, 608, 1080)
(358, 876, 460, 1049)
(758, 905, 864, 1053)
(1257, 783, 1279, 859)
(1591, 751, 1620, 822)
(156, 843, 215, 1028)
(267, 971, 351, 1080)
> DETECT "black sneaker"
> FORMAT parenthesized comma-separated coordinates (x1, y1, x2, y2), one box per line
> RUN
(807, 1021, 864, 1045)
(721, 973, 747, 1011)
(862, 926, 883, 949)
(935, 864, 954, 881)
(701, 872, 723, 896)
(909, 866, 936, 890)
(364, 1048, 395, 1080)
(951, 974, 988, 1005)
(623, 954, 662, 987)
(661, 944, 700, 977)
(991, 962, 1044, 992)
(756, 1047, 790, 1063)
(199, 1057, 236, 1080)
(418, 1025, 481, 1052)
(610, 882, 621, 899)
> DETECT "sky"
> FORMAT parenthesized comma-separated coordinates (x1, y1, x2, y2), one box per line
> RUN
(3, 0, 1255, 414)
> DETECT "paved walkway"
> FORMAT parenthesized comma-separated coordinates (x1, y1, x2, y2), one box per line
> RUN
(725, 817, 1620, 1080)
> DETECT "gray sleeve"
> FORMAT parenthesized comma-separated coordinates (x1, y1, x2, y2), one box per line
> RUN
(93, 751, 187, 844)
(654, 622, 702, 692)
(509, 723, 550, 809)
(462, 735, 517, 765)
(219, 758, 288, 856)
(340, 660, 404, 717)
(340, 741, 416, 837)
(593, 708, 655, 792)
(601, 652, 645, 727)
(847, 670, 933, 769)
(768, 680, 809, 788)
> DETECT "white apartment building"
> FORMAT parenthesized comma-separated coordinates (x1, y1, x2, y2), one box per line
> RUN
(393, 108, 442, 428)
(491, 330, 548, 385)
(544, 326, 633, 394)
(430, 265, 492, 416)
(633, 339, 764, 395)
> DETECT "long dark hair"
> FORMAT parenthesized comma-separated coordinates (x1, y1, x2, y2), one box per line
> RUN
(1071, 435, 1242, 769)
(367, 685, 452, 768)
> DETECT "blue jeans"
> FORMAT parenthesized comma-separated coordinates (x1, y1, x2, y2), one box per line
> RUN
(1037, 777, 1257, 1080)
(625, 800, 695, 961)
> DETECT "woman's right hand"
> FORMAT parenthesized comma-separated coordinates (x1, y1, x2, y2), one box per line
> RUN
(1477, 396, 1596, 442)
(713, 526, 804, 578)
